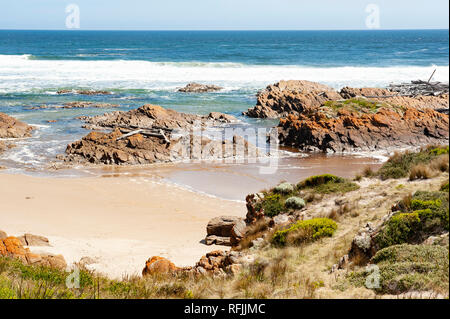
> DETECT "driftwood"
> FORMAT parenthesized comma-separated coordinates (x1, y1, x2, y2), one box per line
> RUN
(387, 70, 449, 97)
(116, 126, 170, 143)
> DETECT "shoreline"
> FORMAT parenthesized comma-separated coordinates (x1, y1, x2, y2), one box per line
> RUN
(0, 172, 246, 278)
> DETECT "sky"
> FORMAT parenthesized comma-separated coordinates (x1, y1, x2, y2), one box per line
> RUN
(0, 0, 448, 30)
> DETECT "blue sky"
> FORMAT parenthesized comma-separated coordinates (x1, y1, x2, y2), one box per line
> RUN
(0, 0, 448, 30)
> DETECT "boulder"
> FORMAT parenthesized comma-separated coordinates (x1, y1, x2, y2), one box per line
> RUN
(41, 254, 67, 269)
(178, 83, 223, 93)
(19, 233, 51, 246)
(243, 80, 341, 118)
(0, 112, 33, 138)
(142, 256, 178, 276)
(206, 216, 242, 237)
(0, 235, 66, 269)
(205, 235, 231, 246)
(0, 230, 7, 240)
(230, 219, 247, 246)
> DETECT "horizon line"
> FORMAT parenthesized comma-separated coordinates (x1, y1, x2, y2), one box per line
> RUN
(0, 28, 448, 32)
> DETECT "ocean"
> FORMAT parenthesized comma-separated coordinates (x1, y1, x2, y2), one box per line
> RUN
(0, 29, 448, 176)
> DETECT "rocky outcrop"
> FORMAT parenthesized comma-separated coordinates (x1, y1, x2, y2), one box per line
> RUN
(178, 83, 223, 93)
(141, 249, 253, 277)
(205, 216, 245, 246)
(340, 86, 449, 111)
(63, 104, 252, 165)
(79, 104, 236, 131)
(243, 80, 342, 118)
(244, 80, 449, 120)
(0, 233, 66, 269)
(277, 105, 449, 153)
(142, 256, 178, 276)
(64, 129, 258, 165)
(0, 112, 33, 138)
(17, 233, 50, 247)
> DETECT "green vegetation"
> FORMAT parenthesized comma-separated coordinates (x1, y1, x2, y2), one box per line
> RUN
(297, 174, 359, 194)
(255, 194, 285, 217)
(378, 145, 449, 180)
(0, 257, 95, 299)
(272, 218, 337, 246)
(284, 196, 306, 209)
(347, 244, 449, 294)
(323, 98, 395, 114)
(374, 191, 449, 249)
(273, 182, 295, 195)
(441, 182, 449, 192)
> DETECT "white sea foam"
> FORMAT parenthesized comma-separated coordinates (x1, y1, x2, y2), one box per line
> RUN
(0, 54, 447, 93)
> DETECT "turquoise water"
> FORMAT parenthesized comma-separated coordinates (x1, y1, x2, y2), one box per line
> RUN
(0, 30, 448, 172)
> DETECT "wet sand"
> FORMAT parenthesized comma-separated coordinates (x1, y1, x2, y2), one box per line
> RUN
(88, 153, 385, 200)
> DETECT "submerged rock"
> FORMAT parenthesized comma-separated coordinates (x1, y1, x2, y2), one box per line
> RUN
(178, 83, 223, 93)
(57, 89, 112, 95)
(243, 80, 342, 118)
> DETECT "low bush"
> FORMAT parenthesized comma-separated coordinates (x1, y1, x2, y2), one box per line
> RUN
(374, 191, 449, 249)
(347, 244, 449, 294)
(256, 194, 285, 217)
(297, 174, 359, 194)
(284, 196, 306, 210)
(272, 218, 337, 246)
(409, 164, 434, 180)
(378, 145, 449, 180)
(273, 182, 294, 195)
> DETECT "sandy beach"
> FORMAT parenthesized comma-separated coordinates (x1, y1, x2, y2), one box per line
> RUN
(0, 172, 246, 278)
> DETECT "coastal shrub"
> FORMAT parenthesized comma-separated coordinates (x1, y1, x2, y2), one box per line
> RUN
(429, 146, 449, 156)
(272, 218, 337, 246)
(375, 190, 449, 249)
(258, 194, 285, 217)
(362, 166, 375, 177)
(378, 145, 449, 180)
(430, 155, 449, 172)
(409, 164, 434, 180)
(273, 182, 294, 195)
(297, 174, 359, 194)
(440, 182, 449, 192)
(284, 196, 306, 210)
(375, 212, 421, 248)
(347, 244, 449, 294)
